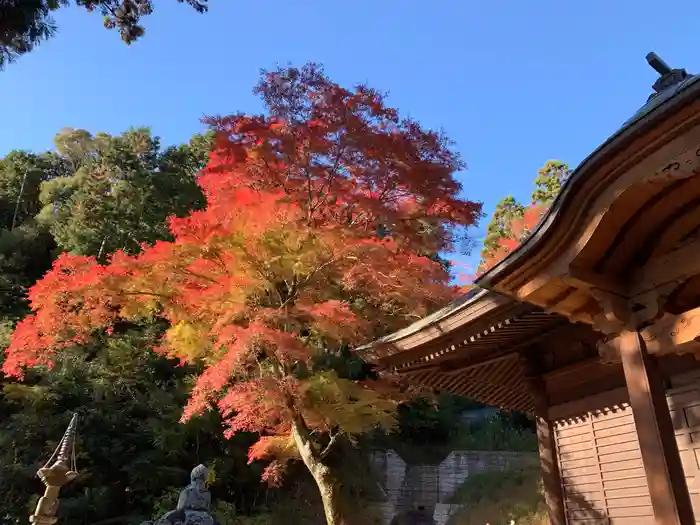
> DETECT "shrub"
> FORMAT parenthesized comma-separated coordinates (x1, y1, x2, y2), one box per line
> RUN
(448, 460, 549, 525)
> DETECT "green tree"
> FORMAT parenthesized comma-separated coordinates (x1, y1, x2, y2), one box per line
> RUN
(36, 127, 212, 259)
(531, 159, 571, 207)
(0, 151, 68, 319)
(480, 195, 525, 260)
(0, 325, 265, 525)
(0, 150, 69, 229)
(0, 0, 209, 69)
(478, 160, 571, 272)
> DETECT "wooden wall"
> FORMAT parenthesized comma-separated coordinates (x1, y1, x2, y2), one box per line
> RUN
(550, 387, 654, 525)
(544, 355, 700, 524)
(667, 368, 700, 523)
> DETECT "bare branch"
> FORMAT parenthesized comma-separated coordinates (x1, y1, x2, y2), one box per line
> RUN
(319, 430, 340, 460)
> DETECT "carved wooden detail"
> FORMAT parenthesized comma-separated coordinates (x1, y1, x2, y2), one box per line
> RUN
(648, 144, 700, 183)
(589, 285, 665, 326)
(596, 307, 700, 365)
(587, 285, 700, 365)
(589, 288, 632, 335)
(641, 306, 700, 356)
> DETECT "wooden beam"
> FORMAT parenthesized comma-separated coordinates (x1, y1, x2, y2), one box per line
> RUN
(566, 265, 628, 296)
(522, 355, 566, 525)
(372, 293, 514, 366)
(438, 351, 517, 374)
(618, 330, 695, 525)
(640, 305, 700, 355)
(632, 239, 700, 297)
(597, 305, 700, 360)
(542, 356, 608, 380)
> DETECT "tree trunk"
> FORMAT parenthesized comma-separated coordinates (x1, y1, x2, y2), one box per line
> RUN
(291, 421, 349, 525)
(311, 461, 347, 525)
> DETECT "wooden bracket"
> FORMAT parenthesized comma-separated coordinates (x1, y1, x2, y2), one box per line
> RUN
(590, 288, 633, 335)
(588, 285, 677, 362)
(597, 338, 621, 364)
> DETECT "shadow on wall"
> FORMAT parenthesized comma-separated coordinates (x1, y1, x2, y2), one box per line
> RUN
(667, 380, 699, 520)
(541, 452, 608, 525)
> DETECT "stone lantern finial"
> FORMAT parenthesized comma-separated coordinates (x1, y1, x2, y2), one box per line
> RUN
(30, 413, 80, 525)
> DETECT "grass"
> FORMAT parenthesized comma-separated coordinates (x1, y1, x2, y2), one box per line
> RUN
(448, 458, 549, 525)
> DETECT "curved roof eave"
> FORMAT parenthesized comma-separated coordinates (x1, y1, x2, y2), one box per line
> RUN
(475, 74, 700, 290)
(356, 288, 511, 353)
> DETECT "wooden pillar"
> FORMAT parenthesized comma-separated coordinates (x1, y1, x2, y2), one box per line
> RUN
(523, 358, 567, 525)
(619, 330, 695, 525)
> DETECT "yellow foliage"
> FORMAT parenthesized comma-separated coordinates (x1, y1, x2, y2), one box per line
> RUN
(2, 383, 55, 405)
(301, 371, 398, 435)
(262, 435, 301, 460)
(116, 286, 162, 320)
(164, 320, 208, 361)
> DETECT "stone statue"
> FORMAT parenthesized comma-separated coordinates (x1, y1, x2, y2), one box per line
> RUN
(177, 464, 211, 512)
(142, 465, 217, 525)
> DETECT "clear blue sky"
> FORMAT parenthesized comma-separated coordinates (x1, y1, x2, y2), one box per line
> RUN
(0, 0, 697, 272)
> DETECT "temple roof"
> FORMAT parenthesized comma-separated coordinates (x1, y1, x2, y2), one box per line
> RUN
(624, 52, 699, 126)
(357, 287, 492, 352)
(476, 52, 700, 290)
(361, 53, 700, 403)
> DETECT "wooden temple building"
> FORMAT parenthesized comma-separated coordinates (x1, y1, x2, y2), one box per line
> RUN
(363, 53, 700, 525)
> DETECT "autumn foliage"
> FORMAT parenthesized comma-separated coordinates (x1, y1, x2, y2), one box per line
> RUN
(478, 204, 547, 273)
(476, 161, 571, 275)
(3, 64, 481, 508)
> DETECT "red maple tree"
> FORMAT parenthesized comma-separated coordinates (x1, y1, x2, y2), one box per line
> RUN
(3, 64, 481, 525)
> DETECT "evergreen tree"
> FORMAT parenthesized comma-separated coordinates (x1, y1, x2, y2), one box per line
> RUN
(0, 0, 210, 69)
(531, 160, 571, 207)
(480, 195, 525, 261)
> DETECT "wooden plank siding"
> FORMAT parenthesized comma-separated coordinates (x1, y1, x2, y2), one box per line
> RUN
(548, 372, 700, 525)
(551, 388, 654, 525)
(667, 369, 700, 523)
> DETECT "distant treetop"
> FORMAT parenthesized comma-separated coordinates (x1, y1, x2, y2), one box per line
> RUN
(477, 160, 571, 275)
(0, 0, 209, 69)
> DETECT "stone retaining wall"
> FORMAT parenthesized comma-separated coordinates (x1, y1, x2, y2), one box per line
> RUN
(370, 450, 537, 525)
